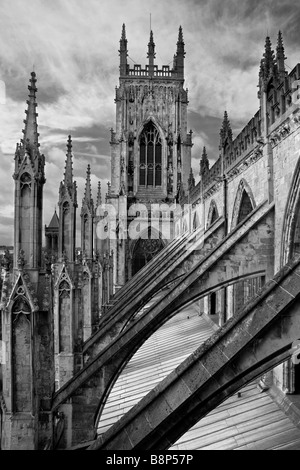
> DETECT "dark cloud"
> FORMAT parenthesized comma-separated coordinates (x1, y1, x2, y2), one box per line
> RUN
(2, 0, 300, 246)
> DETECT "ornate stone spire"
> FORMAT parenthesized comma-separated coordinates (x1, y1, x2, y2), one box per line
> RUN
(22, 71, 39, 152)
(119, 23, 128, 76)
(175, 25, 185, 79)
(15, 71, 45, 181)
(84, 165, 92, 201)
(259, 36, 277, 89)
(188, 167, 195, 190)
(264, 36, 276, 76)
(58, 135, 77, 262)
(276, 30, 286, 80)
(220, 111, 233, 148)
(96, 181, 102, 207)
(178, 25, 184, 44)
(200, 146, 209, 176)
(64, 135, 74, 188)
(121, 23, 126, 41)
(147, 30, 156, 75)
(82, 164, 94, 213)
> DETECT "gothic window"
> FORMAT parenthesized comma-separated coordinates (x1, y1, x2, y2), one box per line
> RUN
(211, 207, 218, 224)
(207, 200, 219, 228)
(193, 212, 200, 230)
(59, 280, 71, 353)
(139, 121, 162, 187)
(83, 214, 88, 252)
(62, 201, 71, 256)
(237, 190, 253, 225)
(292, 201, 300, 259)
(231, 179, 255, 230)
(12, 296, 31, 412)
(209, 292, 216, 315)
(132, 228, 164, 276)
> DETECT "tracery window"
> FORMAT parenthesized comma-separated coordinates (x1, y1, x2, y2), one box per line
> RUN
(139, 121, 162, 187)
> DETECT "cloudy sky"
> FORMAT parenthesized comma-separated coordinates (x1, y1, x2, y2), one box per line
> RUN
(0, 0, 300, 246)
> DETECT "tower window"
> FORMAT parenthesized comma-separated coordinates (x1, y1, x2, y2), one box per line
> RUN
(139, 121, 162, 187)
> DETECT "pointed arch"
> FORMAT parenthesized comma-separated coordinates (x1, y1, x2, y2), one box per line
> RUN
(58, 278, 71, 353)
(279, 157, 300, 395)
(193, 211, 200, 230)
(231, 178, 256, 230)
(206, 199, 219, 228)
(182, 218, 188, 233)
(281, 157, 300, 265)
(131, 226, 166, 276)
(12, 295, 32, 412)
(138, 120, 162, 188)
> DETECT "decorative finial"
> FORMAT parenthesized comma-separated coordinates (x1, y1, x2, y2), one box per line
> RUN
(67, 135, 72, 153)
(277, 30, 286, 78)
(121, 23, 126, 41)
(83, 164, 93, 206)
(188, 167, 195, 190)
(64, 135, 74, 188)
(220, 111, 233, 146)
(96, 181, 102, 206)
(178, 25, 184, 43)
(200, 146, 210, 175)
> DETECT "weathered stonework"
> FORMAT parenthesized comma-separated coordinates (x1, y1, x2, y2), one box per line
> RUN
(1, 29, 300, 450)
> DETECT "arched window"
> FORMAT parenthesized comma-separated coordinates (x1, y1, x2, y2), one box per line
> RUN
(132, 228, 165, 276)
(210, 292, 216, 315)
(231, 179, 255, 230)
(12, 294, 31, 412)
(207, 200, 219, 228)
(59, 280, 71, 353)
(139, 121, 162, 187)
(237, 190, 253, 225)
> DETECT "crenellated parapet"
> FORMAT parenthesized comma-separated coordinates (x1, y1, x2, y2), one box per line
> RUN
(119, 25, 185, 81)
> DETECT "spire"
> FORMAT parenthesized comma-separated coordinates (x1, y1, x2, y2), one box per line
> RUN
(121, 23, 126, 41)
(64, 135, 74, 188)
(47, 208, 59, 229)
(177, 25, 184, 46)
(22, 71, 40, 152)
(175, 25, 185, 79)
(200, 146, 209, 176)
(264, 36, 276, 76)
(188, 167, 195, 190)
(259, 36, 277, 88)
(276, 30, 286, 79)
(220, 111, 233, 148)
(119, 23, 128, 76)
(96, 181, 102, 207)
(83, 164, 94, 209)
(147, 30, 156, 75)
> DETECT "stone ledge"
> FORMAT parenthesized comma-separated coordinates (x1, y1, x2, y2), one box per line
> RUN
(267, 384, 300, 429)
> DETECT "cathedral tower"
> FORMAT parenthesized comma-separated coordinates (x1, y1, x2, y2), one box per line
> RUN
(107, 25, 192, 284)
